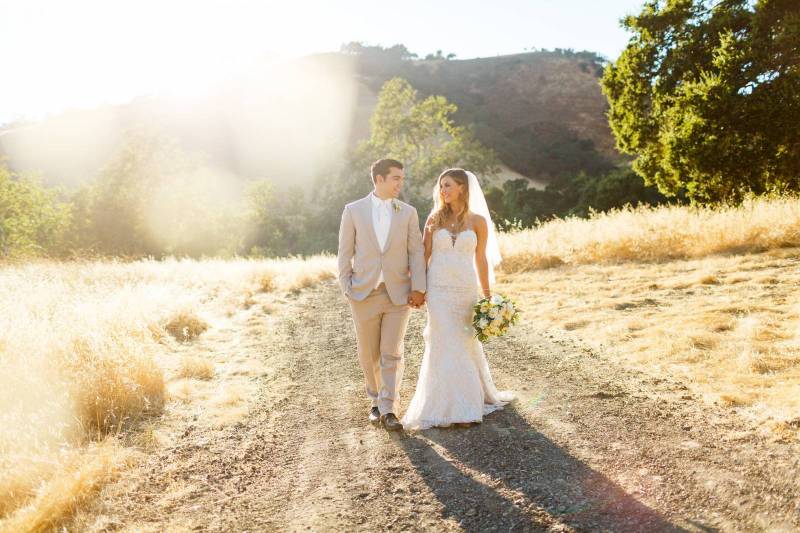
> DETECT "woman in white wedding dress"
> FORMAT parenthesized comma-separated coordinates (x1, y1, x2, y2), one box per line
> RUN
(401, 168, 514, 431)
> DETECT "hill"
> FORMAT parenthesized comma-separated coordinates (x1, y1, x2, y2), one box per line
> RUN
(0, 48, 620, 190)
(350, 48, 619, 177)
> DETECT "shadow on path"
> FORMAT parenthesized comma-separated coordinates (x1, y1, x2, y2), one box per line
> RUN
(397, 404, 688, 532)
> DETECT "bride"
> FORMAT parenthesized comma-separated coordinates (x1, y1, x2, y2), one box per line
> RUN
(401, 168, 514, 430)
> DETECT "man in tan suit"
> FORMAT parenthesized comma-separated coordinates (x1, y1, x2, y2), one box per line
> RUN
(337, 158, 426, 431)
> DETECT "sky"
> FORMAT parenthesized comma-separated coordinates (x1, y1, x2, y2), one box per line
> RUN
(0, 0, 647, 125)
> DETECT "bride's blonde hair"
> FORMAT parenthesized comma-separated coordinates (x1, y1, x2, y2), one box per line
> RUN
(429, 168, 470, 232)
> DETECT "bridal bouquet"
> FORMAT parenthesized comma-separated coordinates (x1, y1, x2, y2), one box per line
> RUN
(472, 294, 520, 342)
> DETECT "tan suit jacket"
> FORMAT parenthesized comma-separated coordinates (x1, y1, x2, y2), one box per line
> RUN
(337, 194, 426, 306)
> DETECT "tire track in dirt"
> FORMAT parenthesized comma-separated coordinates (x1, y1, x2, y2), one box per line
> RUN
(80, 280, 799, 532)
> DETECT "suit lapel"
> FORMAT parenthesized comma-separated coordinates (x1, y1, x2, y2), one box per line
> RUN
(359, 195, 382, 253)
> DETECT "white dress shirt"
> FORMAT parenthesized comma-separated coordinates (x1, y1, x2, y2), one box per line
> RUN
(371, 191, 393, 288)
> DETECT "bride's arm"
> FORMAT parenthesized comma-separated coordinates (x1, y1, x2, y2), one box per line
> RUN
(473, 214, 491, 298)
(423, 214, 434, 266)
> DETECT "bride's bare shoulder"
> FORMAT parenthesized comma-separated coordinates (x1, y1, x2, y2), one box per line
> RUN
(468, 212, 487, 230)
(424, 212, 436, 230)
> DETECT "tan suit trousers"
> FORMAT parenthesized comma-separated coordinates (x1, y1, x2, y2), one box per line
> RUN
(348, 282, 411, 415)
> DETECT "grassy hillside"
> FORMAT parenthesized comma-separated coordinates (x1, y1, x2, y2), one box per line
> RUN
(497, 195, 800, 438)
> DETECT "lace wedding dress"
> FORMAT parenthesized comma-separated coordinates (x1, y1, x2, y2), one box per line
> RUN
(401, 228, 514, 430)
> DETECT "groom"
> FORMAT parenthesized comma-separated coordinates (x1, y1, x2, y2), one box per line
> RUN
(337, 158, 426, 431)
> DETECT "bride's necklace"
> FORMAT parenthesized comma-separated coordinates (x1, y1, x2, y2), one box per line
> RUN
(444, 218, 462, 245)
(445, 218, 460, 231)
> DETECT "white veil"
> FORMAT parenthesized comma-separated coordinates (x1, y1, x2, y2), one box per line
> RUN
(431, 170, 502, 284)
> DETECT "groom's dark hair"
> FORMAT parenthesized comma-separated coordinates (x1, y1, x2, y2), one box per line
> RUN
(370, 158, 403, 183)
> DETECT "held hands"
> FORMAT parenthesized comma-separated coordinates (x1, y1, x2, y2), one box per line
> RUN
(408, 290, 426, 308)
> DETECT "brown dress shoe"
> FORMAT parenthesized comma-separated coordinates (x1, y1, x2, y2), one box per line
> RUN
(368, 407, 380, 423)
(380, 412, 403, 431)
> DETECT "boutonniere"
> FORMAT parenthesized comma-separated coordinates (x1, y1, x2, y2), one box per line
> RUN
(392, 200, 401, 213)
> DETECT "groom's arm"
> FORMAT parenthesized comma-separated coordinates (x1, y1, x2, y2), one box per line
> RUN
(337, 206, 355, 297)
(407, 207, 427, 294)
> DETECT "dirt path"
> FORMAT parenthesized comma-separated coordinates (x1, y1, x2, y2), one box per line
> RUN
(82, 280, 799, 532)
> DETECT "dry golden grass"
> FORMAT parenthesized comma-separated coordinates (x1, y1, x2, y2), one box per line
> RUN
(0, 440, 133, 533)
(177, 356, 215, 380)
(164, 311, 209, 342)
(497, 197, 800, 432)
(243, 291, 258, 309)
(249, 255, 337, 295)
(256, 273, 276, 293)
(499, 195, 800, 271)
(0, 254, 335, 530)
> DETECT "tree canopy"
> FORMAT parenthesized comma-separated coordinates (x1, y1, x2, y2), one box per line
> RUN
(0, 164, 70, 258)
(602, 0, 800, 202)
(356, 77, 499, 208)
